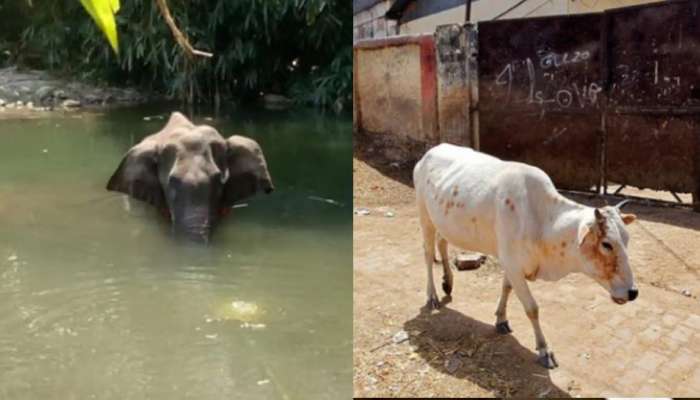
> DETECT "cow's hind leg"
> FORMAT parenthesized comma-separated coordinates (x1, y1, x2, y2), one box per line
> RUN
(418, 203, 440, 310)
(507, 271, 558, 369)
(437, 234, 453, 296)
(494, 275, 513, 334)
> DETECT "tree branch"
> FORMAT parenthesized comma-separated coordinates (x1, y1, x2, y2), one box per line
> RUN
(154, 0, 213, 59)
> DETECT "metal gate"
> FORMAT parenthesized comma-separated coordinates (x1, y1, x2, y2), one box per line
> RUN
(478, 13, 603, 190)
(605, 1, 700, 195)
(477, 0, 700, 204)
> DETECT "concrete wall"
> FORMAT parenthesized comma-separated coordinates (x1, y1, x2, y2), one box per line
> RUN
(435, 24, 472, 146)
(354, 34, 437, 145)
(354, 28, 474, 155)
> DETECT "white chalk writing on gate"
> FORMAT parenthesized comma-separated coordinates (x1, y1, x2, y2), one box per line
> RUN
(494, 54, 602, 108)
(537, 50, 590, 69)
(613, 61, 682, 101)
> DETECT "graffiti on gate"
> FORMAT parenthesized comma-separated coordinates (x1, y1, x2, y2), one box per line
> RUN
(492, 49, 602, 109)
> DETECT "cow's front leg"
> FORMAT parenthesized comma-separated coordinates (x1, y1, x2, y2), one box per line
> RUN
(494, 275, 513, 334)
(508, 273, 558, 369)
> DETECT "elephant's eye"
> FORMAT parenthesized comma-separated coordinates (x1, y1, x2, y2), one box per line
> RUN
(162, 143, 178, 156)
(602, 241, 613, 251)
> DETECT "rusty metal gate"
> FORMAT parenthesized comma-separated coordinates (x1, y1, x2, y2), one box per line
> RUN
(477, 0, 700, 204)
(605, 1, 700, 196)
(478, 13, 604, 190)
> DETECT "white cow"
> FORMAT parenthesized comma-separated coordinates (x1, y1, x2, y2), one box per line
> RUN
(413, 143, 637, 368)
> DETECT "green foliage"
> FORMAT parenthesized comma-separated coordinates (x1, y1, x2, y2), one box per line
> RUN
(14, 0, 351, 110)
(289, 44, 351, 112)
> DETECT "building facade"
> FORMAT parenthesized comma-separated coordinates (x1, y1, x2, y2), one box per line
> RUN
(354, 0, 664, 40)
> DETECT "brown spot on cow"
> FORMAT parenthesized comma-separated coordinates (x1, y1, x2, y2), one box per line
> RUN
(525, 265, 539, 281)
(509, 204, 515, 212)
(444, 201, 455, 216)
(580, 225, 617, 281)
(561, 241, 567, 248)
(505, 198, 511, 205)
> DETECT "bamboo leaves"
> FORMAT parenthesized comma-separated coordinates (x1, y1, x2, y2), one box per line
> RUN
(18, 0, 351, 110)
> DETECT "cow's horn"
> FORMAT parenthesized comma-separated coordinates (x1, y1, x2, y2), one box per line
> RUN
(615, 199, 631, 210)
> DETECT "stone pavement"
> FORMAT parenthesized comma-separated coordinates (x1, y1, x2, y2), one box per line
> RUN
(353, 204, 700, 398)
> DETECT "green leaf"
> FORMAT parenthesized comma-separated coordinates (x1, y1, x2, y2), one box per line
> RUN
(79, 0, 120, 54)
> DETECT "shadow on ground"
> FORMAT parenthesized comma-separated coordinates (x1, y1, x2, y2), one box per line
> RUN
(403, 298, 571, 398)
(353, 131, 420, 187)
(354, 132, 700, 232)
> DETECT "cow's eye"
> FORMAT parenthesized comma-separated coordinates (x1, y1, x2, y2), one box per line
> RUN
(602, 241, 613, 251)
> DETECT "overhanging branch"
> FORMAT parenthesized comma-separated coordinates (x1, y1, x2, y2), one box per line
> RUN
(155, 0, 213, 59)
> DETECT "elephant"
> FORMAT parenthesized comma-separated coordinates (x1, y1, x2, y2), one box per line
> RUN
(106, 111, 274, 242)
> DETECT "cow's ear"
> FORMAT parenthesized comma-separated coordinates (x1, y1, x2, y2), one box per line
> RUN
(594, 208, 605, 222)
(621, 213, 636, 225)
(577, 221, 594, 247)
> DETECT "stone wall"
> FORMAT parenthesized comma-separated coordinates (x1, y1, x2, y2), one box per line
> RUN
(353, 26, 474, 159)
(435, 24, 472, 147)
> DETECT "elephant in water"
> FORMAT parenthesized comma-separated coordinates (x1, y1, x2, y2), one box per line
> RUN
(107, 112, 274, 242)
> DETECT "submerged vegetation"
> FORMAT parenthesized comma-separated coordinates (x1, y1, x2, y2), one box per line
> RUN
(0, 0, 351, 111)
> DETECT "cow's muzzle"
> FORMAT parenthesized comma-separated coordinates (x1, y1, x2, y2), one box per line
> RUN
(611, 297, 626, 305)
(611, 288, 638, 305)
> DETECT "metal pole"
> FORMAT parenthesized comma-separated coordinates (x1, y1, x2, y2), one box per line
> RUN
(465, 0, 472, 23)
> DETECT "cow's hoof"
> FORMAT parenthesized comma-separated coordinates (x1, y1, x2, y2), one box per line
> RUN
(442, 280, 452, 296)
(495, 321, 512, 335)
(427, 295, 440, 310)
(537, 351, 558, 369)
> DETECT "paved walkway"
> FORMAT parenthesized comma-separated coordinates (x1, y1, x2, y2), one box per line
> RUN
(354, 203, 700, 398)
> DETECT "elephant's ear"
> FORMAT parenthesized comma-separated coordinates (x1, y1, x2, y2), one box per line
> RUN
(106, 139, 165, 208)
(222, 135, 272, 206)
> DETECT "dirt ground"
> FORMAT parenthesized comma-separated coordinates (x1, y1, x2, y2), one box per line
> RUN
(353, 139, 700, 397)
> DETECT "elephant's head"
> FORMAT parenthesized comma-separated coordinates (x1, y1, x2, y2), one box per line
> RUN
(106, 112, 274, 242)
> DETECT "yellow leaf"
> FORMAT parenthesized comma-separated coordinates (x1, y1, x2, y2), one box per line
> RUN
(79, 0, 120, 55)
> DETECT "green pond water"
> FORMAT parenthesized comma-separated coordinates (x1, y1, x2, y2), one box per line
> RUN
(0, 105, 352, 399)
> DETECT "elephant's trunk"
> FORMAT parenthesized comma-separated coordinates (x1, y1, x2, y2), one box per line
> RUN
(171, 206, 214, 244)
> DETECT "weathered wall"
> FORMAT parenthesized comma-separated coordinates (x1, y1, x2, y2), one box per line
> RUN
(435, 24, 471, 146)
(354, 34, 439, 149)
